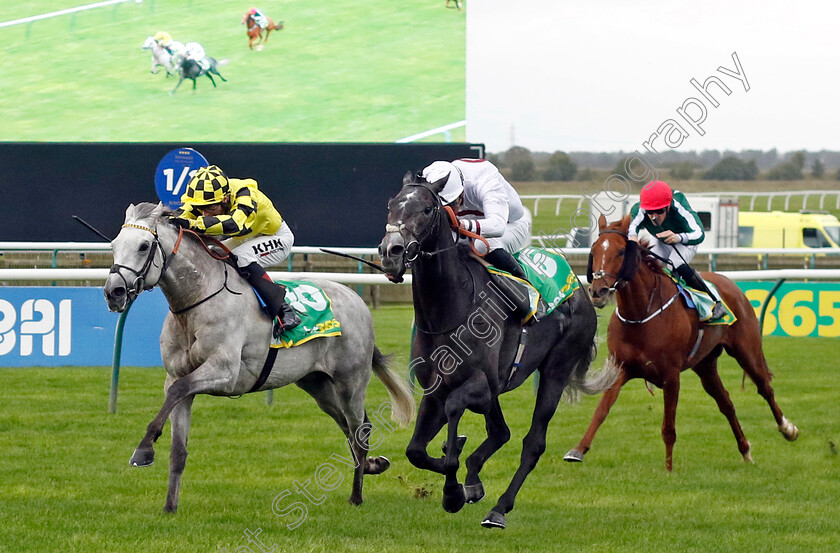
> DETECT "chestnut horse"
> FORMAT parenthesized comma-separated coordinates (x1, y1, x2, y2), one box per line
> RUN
(242, 13, 284, 50)
(564, 214, 799, 471)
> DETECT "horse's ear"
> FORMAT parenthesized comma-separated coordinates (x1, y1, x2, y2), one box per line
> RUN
(618, 240, 640, 281)
(402, 171, 415, 186)
(598, 214, 607, 230)
(427, 176, 448, 195)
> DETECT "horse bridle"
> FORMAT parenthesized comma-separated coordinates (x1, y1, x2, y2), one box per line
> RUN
(109, 223, 172, 301)
(587, 229, 630, 291)
(385, 182, 455, 268)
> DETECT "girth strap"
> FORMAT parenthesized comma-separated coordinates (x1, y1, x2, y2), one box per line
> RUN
(247, 346, 280, 393)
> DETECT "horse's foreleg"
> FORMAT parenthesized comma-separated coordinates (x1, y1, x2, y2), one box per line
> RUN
(164, 395, 194, 513)
(405, 395, 447, 474)
(130, 377, 192, 467)
(463, 397, 509, 504)
(441, 374, 492, 514)
(693, 358, 752, 462)
(483, 371, 564, 529)
(564, 371, 627, 462)
(661, 378, 680, 471)
(205, 74, 217, 88)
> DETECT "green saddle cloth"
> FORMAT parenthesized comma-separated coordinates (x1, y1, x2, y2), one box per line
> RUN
(487, 247, 580, 318)
(665, 270, 737, 325)
(270, 280, 342, 348)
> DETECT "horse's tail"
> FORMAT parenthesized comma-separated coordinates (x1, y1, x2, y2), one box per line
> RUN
(371, 345, 416, 427)
(562, 344, 620, 403)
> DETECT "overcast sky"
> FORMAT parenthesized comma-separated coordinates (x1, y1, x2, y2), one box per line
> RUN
(466, 1, 840, 154)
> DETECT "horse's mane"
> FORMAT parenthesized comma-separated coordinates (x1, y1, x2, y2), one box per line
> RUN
(608, 215, 669, 277)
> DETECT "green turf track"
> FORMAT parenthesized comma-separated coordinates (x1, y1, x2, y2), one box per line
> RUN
(0, 1, 465, 142)
(1, 304, 838, 553)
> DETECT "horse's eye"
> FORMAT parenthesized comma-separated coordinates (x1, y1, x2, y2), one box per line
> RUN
(423, 207, 433, 215)
(618, 248, 625, 256)
(139, 243, 150, 252)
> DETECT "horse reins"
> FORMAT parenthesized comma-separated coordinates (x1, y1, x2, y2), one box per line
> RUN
(591, 227, 680, 324)
(111, 223, 241, 313)
(385, 181, 491, 269)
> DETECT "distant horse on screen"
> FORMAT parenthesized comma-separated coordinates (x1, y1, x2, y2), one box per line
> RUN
(170, 57, 227, 95)
(242, 12, 284, 50)
(141, 36, 184, 76)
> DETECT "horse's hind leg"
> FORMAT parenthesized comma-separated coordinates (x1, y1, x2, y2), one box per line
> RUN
(564, 369, 627, 462)
(483, 370, 565, 529)
(463, 397, 510, 504)
(170, 78, 184, 95)
(164, 395, 194, 513)
(296, 371, 378, 505)
(724, 337, 799, 441)
(693, 355, 752, 462)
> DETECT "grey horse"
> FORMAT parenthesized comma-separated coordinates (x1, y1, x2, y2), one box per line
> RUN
(103, 202, 415, 513)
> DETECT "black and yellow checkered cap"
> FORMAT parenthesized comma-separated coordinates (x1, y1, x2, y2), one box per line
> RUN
(181, 165, 229, 206)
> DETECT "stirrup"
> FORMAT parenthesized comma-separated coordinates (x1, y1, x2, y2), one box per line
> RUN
(710, 301, 726, 321)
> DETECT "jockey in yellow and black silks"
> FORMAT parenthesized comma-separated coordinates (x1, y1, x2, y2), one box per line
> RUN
(171, 165, 300, 336)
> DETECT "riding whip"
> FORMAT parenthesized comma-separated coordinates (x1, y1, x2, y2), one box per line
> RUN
(72, 215, 112, 241)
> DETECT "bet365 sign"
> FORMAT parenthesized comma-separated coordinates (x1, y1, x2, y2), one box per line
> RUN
(740, 282, 840, 337)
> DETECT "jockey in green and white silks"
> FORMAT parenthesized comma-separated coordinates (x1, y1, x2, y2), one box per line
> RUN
(628, 180, 725, 320)
(421, 159, 532, 281)
(249, 7, 269, 29)
(171, 165, 300, 335)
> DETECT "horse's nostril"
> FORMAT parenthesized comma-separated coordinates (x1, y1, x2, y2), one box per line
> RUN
(111, 287, 126, 299)
(388, 244, 404, 258)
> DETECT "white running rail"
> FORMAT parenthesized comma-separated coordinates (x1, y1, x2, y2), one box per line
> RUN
(0, 0, 138, 29)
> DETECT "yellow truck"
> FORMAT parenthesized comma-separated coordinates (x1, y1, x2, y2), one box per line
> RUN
(738, 211, 840, 248)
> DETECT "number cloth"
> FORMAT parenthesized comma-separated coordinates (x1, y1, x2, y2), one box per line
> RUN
(268, 281, 342, 348)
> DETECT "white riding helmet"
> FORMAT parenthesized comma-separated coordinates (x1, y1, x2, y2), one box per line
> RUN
(422, 161, 463, 205)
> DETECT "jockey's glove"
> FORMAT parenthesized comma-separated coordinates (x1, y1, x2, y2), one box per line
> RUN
(169, 217, 192, 230)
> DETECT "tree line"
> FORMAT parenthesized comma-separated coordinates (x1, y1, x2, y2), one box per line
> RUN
(486, 147, 839, 181)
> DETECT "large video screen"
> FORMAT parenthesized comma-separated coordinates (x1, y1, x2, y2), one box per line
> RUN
(0, 1, 466, 143)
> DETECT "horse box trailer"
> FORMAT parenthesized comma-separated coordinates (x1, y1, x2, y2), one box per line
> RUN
(738, 211, 840, 249)
(562, 192, 739, 249)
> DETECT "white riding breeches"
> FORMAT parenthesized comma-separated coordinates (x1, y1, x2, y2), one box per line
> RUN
(463, 208, 532, 255)
(225, 221, 295, 268)
(648, 237, 697, 268)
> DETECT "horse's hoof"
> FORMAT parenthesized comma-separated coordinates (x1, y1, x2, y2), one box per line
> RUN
(481, 510, 506, 529)
(130, 447, 155, 467)
(442, 435, 467, 456)
(563, 449, 584, 462)
(442, 483, 466, 513)
(779, 417, 799, 441)
(365, 456, 390, 475)
(464, 482, 485, 504)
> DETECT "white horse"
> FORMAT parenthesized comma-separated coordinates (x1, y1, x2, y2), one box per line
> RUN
(103, 202, 415, 512)
(141, 36, 185, 76)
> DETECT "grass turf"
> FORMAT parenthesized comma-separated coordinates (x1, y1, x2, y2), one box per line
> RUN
(1, 304, 838, 552)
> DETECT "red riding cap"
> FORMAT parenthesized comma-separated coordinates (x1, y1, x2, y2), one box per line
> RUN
(640, 180, 673, 210)
(249, 7, 257, 14)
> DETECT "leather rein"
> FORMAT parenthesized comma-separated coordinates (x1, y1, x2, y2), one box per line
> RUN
(591, 228, 679, 325)
(384, 181, 491, 269)
(109, 223, 241, 314)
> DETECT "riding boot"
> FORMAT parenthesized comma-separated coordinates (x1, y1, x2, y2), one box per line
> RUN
(243, 262, 301, 337)
(675, 264, 726, 320)
(484, 249, 528, 281)
(484, 249, 544, 324)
